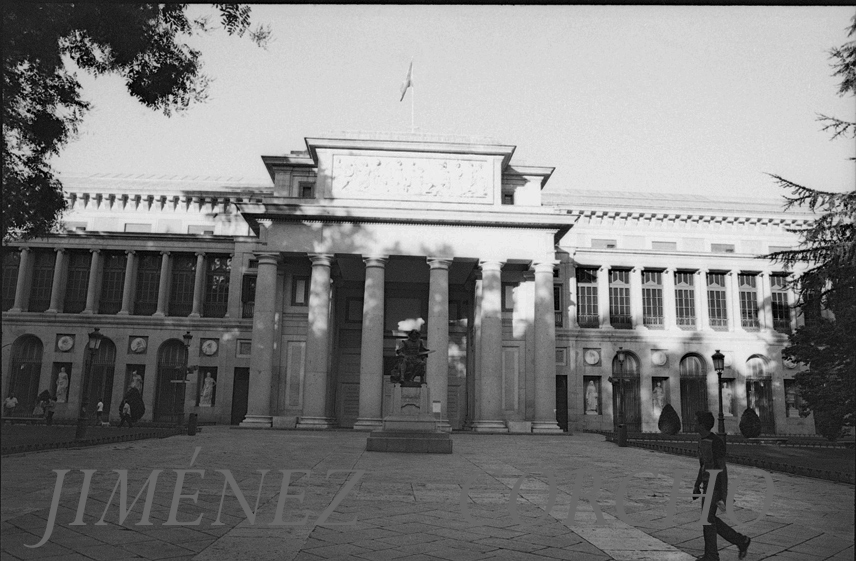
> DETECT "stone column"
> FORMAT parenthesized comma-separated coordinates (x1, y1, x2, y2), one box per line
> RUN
(118, 251, 136, 315)
(630, 266, 643, 329)
(567, 261, 579, 329)
(533, 261, 563, 433)
(788, 276, 800, 331)
(46, 248, 66, 313)
(241, 253, 280, 427)
(471, 260, 507, 432)
(663, 268, 676, 330)
(759, 271, 773, 331)
(153, 251, 171, 317)
(298, 254, 336, 429)
(427, 257, 453, 432)
(190, 252, 206, 318)
(82, 249, 100, 314)
(597, 265, 611, 328)
(10, 247, 31, 312)
(729, 269, 742, 331)
(354, 255, 388, 431)
(695, 269, 708, 331)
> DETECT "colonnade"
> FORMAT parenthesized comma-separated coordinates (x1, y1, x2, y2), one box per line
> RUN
(241, 253, 563, 432)
(8, 247, 230, 317)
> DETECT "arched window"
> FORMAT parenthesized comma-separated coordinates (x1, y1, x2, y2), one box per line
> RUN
(89, 339, 117, 415)
(746, 355, 768, 378)
(611, 353, 639, 376)
(679, 354, 706, 377)
(8, 335, 43, 414)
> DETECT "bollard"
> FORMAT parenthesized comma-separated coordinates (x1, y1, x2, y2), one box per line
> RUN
(187, 413, 198, 436)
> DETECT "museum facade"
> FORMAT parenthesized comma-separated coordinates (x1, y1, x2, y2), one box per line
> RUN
(1, 133, 818, 435)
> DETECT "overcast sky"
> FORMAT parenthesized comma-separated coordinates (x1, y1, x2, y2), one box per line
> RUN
(53, 5, 855, 201)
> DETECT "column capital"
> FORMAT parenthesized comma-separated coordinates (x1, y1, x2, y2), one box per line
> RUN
(19, 246, 31, 253)
(195, 251, 206, 258)
(160, 250, 171, 256)
(532, 260, 558, 274)
(427, 257, 453, 270)
(308, 253, 334, 267)
(90, 248, 101, 255)
(254, 252, 280, 266)
(54, 247, 66, 254)
(363, 255, 389, 268)
(125, 249, 136, 256)
(478, 260, 504, 272)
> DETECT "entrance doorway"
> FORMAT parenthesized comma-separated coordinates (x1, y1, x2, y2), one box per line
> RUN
(154, 340, 188, 423)
(746, 379, 775, 434)
(680, 354, 707, 433)
(555, 375, 568, 431)
(8, 335, 42, 416)
(230, 368, 250, 425)
(611, 353, 642, 432)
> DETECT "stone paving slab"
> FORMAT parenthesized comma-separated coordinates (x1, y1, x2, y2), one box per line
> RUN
(1, 429, 853, 560)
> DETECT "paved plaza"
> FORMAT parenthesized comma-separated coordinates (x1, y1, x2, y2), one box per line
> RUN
(1, 429, 853, 561)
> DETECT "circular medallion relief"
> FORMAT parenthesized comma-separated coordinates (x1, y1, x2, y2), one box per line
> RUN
(201, 340, 218, 356)
(130, 337, 147, 353)
(584, 350, 600, 365)
(57, 336, 74, 352)
(783, 358, 797, 369)
(651, 351, 668, 366)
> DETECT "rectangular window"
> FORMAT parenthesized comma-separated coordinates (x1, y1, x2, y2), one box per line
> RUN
(501, 192, 514, 205)
(63, 251, 91, 313)
(299, 182, 314, 199)
(241, 274, 257, 318)
(768, 246, 791, 254)
(608, 269, 631, 329)
(168, 254, 196, 316)
(642, 270, 664, 328)
(203, 255, 231, 318)
(706, 272, 728, 330)
(124, 223, 152, 233)
(674, 271, 696, 329)
(771, 274, 791, 333)
(576, 268, 599, 328)
(739, 273, 759, 329)
(188, 225, 215, 235)
(2, 250, 21, 311)
(554, 284, 563, 327)
(98, 252, 126, 314)
(711, 243, 735, 254)
(292, 276, 310, 306)
(652, 241, 677, 251)
(591, 239, 617, 249)
(28, 250, 55, 312)
(134, 253, 161, 316)
(501, 283, 516, 312)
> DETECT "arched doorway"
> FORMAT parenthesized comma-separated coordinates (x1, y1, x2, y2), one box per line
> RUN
(155, 340, 188, 423)
(746, 355, 775, 434)
(8, 335, 43, 416)
(680, 354, 708, 433)
(612, 352, 641, 432)
(88, 339, 117, 417)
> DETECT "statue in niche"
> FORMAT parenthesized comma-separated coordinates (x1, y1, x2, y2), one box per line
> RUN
(722, 382, 733, 416)
(130, 371, 143, 394)
(585, 381, 599, 414)
(652, 381, 666, 419)
(391, 330, 433, 386)
(199, 373, 216, 407)
(55, 367, 69, 403)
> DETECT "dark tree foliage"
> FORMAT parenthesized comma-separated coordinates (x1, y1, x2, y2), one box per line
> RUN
(766, 14, 856, 440)
(657, 403, 681, 435)
(2, 4, 270, 242)
(739, 408, 762, 439)
(123, 386, 146, 422)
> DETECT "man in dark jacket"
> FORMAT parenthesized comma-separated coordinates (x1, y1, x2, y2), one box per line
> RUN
(693, 411, 750, 561)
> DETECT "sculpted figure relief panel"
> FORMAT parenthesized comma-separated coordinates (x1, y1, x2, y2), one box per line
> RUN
(331, 155, 491, 202)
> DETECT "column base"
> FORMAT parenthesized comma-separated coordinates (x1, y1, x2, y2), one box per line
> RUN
(470, 420, 508, 433)
(117, 311, 130, 316)
(189, 312, 201, 318)
(297, 416, 336, 429)
(239, 415, 272, 428)
(436, 419, 452, 433)
(531, 421, 564, 434)
(353, 418, 383, 431)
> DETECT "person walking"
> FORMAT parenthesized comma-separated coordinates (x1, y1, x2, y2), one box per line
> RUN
(692, 410, 751, 561)
(95, 399, 104, 426)
(117, 400, 133, 428)
(3, 395, 18, 421)
(43, 398, 56, 426)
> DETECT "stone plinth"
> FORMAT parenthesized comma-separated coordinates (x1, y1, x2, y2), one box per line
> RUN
(366, 384, 452, 454)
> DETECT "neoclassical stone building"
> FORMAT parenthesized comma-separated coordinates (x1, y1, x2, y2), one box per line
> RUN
(1, 133, 817, 435)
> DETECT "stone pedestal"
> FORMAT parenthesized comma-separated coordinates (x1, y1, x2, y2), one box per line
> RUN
(366, 384, 452, 453)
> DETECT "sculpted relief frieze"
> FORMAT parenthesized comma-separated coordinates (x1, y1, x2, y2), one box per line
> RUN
(331, 155, 492, 202)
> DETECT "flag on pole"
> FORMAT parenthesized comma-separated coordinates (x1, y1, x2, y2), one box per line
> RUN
(399, 61, 413, 102)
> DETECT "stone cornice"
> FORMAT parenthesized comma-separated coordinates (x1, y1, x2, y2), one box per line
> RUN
(566, 209, 812, 229)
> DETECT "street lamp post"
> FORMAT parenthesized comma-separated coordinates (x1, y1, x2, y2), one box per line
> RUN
(712, 349, 727, 444)
(178, 331, 192, 427)
(75, 328, 103, 441)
